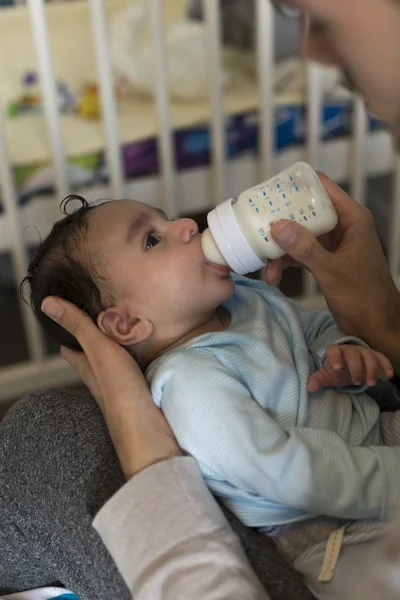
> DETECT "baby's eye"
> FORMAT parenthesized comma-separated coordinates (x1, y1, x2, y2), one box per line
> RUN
(145, 232, 161, 249)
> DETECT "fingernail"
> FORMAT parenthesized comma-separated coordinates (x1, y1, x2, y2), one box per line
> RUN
(41, 298, 64, 321)
(272, 221, 297, 246)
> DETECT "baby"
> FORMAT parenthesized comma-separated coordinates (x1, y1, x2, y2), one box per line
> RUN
(25, 195, 400, 590)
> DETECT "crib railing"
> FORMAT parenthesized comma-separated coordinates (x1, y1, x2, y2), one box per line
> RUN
(0, 0, 399, 402)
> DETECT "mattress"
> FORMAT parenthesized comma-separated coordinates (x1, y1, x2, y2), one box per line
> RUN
(4, 100, 381, 210)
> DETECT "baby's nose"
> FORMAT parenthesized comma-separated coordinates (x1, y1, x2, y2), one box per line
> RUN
(178, 218, 199, 242)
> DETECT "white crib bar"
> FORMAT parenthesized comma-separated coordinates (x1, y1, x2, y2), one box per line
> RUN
(28, 0, 69, 206)
(389, 143, 400, 277)
(307, 62, 323, 171)
(351, 96, 367, 204)
(204, 0, 226, 207)
(150, 0, 176, 218)
(0, 107, 46, 363)
(89, 0, 124, 199)
(304, 62, 323, 297)
(256, 0, 274, 180)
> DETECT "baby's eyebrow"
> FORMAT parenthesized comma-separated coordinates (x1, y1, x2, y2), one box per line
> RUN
(126, 212, 149, 243)
(126, 207, 169, 243)
(153, 207, 169, 220)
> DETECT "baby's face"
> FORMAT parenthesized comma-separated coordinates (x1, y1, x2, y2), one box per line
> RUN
(86, 200, 235, 333)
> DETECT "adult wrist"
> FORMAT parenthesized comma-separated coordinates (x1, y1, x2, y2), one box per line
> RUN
(101, 392, 182, 478)
(362, 316, 400, 376)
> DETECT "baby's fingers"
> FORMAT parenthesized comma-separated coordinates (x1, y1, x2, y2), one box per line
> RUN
(326, 344, 343, 371)
(360, 349, 393, 387)
(342, 346, 364, 385)
(308, 370, 327, 393)
(360, 349, 379, 387)
(375, 351, 394, 380)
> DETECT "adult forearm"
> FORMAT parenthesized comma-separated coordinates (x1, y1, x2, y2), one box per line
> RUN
(94, 457, 269, 600)
(101, 389, 181, 479)
(359, 307, 400, 376)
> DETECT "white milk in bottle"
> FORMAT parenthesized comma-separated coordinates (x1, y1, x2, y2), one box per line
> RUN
(201, 162, 337, 275)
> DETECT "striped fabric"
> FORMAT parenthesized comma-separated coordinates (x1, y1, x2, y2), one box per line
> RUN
(293, 409, 400, 599)
(147, 276, 400, 528)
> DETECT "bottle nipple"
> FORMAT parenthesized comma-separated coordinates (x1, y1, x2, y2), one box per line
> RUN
(201, 228, 228, 266)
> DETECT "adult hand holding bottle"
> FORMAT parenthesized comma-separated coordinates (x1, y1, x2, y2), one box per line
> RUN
(264, 174, 400, 375)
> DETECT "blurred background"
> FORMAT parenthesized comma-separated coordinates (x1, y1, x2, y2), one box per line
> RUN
(0, 0, 398, 411)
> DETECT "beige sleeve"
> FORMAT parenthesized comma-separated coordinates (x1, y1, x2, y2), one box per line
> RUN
(93, 456, 269, 600)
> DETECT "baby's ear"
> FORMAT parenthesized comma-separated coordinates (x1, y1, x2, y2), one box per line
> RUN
(97, 306, 153, 346)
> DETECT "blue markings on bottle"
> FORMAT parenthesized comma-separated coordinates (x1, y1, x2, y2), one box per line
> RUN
(264, 236, 268, 242)
(269, 200, 272, 206)
(282, 194, 286, 199)
(295, 186, 299, 192)
(304, 216, 308, 221)
(248, 198, 252, 203)
(255, 207, 259, 213)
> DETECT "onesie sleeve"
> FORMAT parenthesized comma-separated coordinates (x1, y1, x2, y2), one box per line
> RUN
(150, 350, 400, 524)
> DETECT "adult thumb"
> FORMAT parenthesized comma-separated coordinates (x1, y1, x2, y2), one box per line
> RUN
(271, 220, 331, 276)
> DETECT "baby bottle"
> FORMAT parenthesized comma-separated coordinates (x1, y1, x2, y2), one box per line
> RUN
(201, 162, 337, 275)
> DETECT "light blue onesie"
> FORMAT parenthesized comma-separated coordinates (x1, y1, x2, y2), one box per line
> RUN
(146, 276, 400, 528)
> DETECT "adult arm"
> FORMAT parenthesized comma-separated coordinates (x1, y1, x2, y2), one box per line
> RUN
(94, 457, 269, 600)
(41, 297, 270, 600)
(264, 175, 400, 375)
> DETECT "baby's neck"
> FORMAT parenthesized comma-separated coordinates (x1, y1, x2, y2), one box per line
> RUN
(160, 306, 231, 354)
(139, 307, 231, 370)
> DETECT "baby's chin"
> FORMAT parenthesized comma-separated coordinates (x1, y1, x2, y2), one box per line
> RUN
(217, 274, 236, 301)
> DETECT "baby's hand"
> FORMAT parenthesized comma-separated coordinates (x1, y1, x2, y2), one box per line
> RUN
(308, 344, 393, 393)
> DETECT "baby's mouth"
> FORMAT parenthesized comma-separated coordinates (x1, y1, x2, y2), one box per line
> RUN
(205, 259, 231, 275)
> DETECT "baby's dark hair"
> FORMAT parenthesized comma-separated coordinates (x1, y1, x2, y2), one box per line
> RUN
(21, 195, 110, 351)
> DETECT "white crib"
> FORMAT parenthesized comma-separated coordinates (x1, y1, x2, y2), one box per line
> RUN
(0, 0, 399, 403)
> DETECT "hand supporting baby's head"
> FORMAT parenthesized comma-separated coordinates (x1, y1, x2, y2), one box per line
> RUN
(23, 196, 235, 365)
